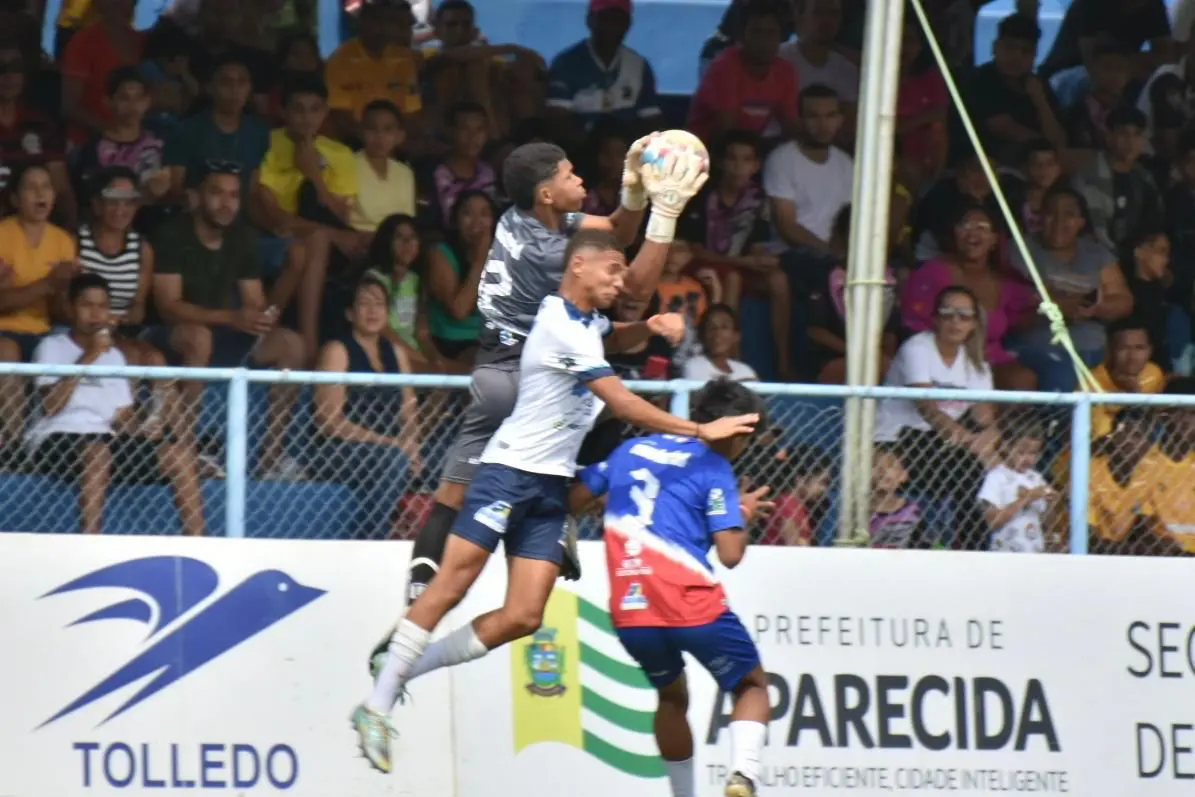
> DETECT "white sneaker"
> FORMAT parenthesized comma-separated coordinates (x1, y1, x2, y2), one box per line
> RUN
(262, 456, 306, 482)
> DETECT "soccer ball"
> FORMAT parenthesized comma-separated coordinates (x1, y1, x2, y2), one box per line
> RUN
(641, 129, 710, 174)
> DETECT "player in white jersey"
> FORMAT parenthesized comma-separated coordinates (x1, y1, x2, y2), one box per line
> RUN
(352, 229, 757, 774)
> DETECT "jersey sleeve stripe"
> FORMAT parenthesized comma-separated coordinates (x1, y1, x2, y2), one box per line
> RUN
(577, 365, 616, 383)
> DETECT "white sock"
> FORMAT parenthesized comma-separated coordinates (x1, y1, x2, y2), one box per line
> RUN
(366, 619, 430, 713)
(665, 758, 695, 797)
(407, 623, 489, 681)
(728, 720, 766, 785)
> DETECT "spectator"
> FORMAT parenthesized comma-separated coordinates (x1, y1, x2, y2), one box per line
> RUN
(0, 164, 78, 450)
(1138, 377, 1195, 552)
(26, 273, 206, 536)
(780, 0, 858, 145)
(60, 0, 144, 145)
(149, 164, 306, 478)
(583, 122, 629, 217)
(1040, 0, 1174, 83)
(1120, 230, 1173, 367)
(896, 16, 949, 184)
(683, 304, 758, 381)
(1167, 135, 1195, 308)
(267, 32, 327, 127)
(164, 53, 270, 213)
(426, 101, 498, 229)
(1072, 105, 1163, 253)
(654, 240, 707, 368)
(979, 416, 1057, 553)
(868, 445, 926, 549)
(1139, 29, 1195, 162)
(425, 189, 495, 369)
(177, 0, 274, 111)
(1001, 139, 1062, 236)
(0, 36, 77, 227)
(1008, 184, 1134, 391)
(325, 0, 422, 143)
(1064, 43, 1132, 152)
(351, 100, 417, 233)
(366, 214, 425, 356)
(546, 0, 663, 137)
(912, 151, 1002, 262)
(902, 203, 1040, 390)
(139, 21, 199, 130)
(757, 445, 831, 545)
(688, 0, 797, 146)
(313, 274, 421, 539)
(1090, 317, 1167, 437)
(74, 67, 170, 219)
(967, 14, 1067, 167)
(874, 286, 998, 547)
(763, 84, 852, 262)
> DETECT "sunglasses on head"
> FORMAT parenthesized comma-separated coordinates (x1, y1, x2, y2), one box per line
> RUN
(204, 159, 243, 176)
(937, 307, 977, 320)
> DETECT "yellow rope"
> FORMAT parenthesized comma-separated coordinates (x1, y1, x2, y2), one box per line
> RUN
(906, 0, 1104, 394)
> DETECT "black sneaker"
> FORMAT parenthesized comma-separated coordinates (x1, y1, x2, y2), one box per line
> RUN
(559, 517, 582, 581)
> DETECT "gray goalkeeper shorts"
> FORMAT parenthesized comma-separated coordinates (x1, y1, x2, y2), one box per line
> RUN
(440, 362, 522, 484)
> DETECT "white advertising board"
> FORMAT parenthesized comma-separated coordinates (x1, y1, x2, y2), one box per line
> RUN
(1, 535, 1193, 796)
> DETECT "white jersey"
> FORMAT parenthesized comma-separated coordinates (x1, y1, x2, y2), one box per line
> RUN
(480, 295, 613, 477)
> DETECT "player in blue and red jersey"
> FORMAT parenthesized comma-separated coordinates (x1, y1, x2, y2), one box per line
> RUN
(571, 378, 773, 797)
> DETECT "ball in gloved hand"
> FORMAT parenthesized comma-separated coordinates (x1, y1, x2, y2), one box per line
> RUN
(641, 129, 710, 175)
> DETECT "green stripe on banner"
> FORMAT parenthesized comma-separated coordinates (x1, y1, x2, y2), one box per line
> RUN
(578, 596, 614, 634)
(582, 687, 655, 734)
(582, 730, 666, 778)
(580, 642, 651, 688)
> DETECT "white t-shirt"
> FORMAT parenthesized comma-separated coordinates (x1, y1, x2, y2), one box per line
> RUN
(978, 465, 1049, 553)
(778, 41, 860, 102)
(762, 141, 854, 244)
(481, 295, 612, 478)
(874, 331, 993, 442)
(682, 355, 758, 382)
(26, 333, 133, 449)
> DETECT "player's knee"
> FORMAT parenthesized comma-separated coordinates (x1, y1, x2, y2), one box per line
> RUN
(658, 677, 689, 711)
(732, 666, 768, 695)
(504, 604, 545, 640)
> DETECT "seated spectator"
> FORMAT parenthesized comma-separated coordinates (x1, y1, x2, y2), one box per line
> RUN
(0, 35, 77, 227)
(869, 444, 927, 549)
(1139, 30, 1195, 164)
(780, 0, 858, 145)
(968, 14, 1066, 167)
(0, 164, 78, 450)
(583, 122, 630, 217)
(351, 100, 417, 233)
(912, 151, 1002, 262)
(680, 130, 789, 376)
(546, 0, 663, 139)
(74, 67, 170, 224)
(1166, 134, 1195, 306)
(1120, 230, 1173, 367)
(60, 0, 145, 145)
(1064, 43, 1131, 152)
(149, 164, 306, 478)
(176, 0, 273, 113)
(1008, 184, 1133, 391)
(1000, 139, 1062, 236)
(688, 0, 797, 146)
(365, 213, 436, 371)
(874, 286, 998, 547)
(1040, 0, 1174, 84)
(1138, 377, 1195, 552)
(655, 240, 707, 368)
(26, 273, 205, 536)
(808, 206, 898, 384)
(267, 32, 327, 127)
(757, 447, 831, 545)
(313, 275, 420, 539)
(139, 21, 199, 132)
(425, 102, 498, 229)
(425, 190, 495, 369)
(979, 416, 1057, 553)
(683, 304, 758, 381)
(325, 0, 422, 143)
(903, 203, 1040, 390)
(763, 84, 852, 267)
(896, 16, 949, 184)
(1073, 105, 1163, 253)
(1090, 317, 1167, 437)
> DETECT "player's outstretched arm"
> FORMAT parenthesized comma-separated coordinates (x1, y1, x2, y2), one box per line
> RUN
(605, 312, 685, 353)
(587, 375, 758, 441)
(580, 132, 654, 248)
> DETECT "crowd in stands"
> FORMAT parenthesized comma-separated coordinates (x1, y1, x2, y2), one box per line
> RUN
(0, 0, 1192, 553)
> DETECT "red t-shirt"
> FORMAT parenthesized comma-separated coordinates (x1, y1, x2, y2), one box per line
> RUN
(61, 24, 145, 144)
(687, 46, 798, 144)
(757, 493, 812, 545)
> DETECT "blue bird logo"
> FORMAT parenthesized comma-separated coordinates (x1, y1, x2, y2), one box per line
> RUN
(38, 555, 325, 728)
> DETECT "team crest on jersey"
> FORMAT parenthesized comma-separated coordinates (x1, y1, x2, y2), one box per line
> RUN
(620, 583, 649, 612)
(707, 488, 727, 516)
(524, 627, 567, 697)
(474, 501, 513, 534)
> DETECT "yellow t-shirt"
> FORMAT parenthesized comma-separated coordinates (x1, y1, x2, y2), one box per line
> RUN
(0, 218, 77, 335)
(1086, 455, 1156, 543)
(57, 0, 96, 29)
(350, 153, 417, 232)
(1137, 447, 1195, 552)
(258, 130, 358, 215)
(325, 39, 422, 120)
(1090, 362, 1166, 438)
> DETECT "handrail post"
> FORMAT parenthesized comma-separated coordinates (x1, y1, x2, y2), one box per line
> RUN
(1068, 396, 1091, 555)
(226, 370, 249, 538)
(669, 382, 691, 421)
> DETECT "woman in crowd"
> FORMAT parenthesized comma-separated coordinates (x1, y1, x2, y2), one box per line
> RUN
(875, 286, 998, 548)
(314, 275, 422, 539)
(683, 304, 758, 382)
(424, 189, 493, 371)
(367, 213, 436, 370)
(902, 202, 1039, 390)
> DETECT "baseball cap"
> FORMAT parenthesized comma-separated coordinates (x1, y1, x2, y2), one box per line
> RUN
(589, 0, 631, 15)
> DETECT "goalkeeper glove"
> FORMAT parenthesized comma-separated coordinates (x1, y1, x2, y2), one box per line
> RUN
(619, 133, 657, 213)
(643, 152, 709, 244)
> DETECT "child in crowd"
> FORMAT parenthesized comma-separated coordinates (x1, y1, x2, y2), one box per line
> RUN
(583, 122, 629, 217)
(684, 303, 758, 381)
(351, 100, 418, 234)
(1064, 43, 1130, 152)
(978, 417, 1057, 553)
(655, 240, 707, 368)
(1002, 139, 1061, 236)
(367, 213, 426, 358)
(868, 445, 926, 549)
(139, 22, 198, 134)
(427, 101, 497, 229)
(1122, 230, 1172, 369)
(758, 445, 832, 545)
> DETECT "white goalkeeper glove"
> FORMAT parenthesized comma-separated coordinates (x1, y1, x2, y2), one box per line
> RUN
(643, 152, 709, 244)
(619, 132, 657, 213)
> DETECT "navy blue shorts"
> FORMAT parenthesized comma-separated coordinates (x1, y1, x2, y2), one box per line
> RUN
(453, 463, 569, 563)
(617, 612, 761, 692)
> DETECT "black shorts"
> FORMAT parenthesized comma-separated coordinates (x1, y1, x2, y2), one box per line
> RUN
(32, 434, 170, 485)
(0, 331, 44, 361)
(142, 326, 264, 368)
(433, 336, 478, 361)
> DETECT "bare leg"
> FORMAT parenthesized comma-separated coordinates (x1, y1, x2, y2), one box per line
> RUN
(160, 440, 206, 536)
(79, 440, 112, 534)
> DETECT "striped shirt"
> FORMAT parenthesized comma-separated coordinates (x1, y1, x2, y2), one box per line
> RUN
(77, 224, 142, 315)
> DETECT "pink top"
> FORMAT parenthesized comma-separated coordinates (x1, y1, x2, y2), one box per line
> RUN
(687, 47, 799, 144)
(900, 258, 1039, 365)
(897, 67, 948, 167)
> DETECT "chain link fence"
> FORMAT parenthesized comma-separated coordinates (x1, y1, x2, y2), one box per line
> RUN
(1, 365, 1194, 557)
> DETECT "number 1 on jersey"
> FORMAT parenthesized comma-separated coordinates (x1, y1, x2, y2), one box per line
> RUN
(477, 258, 513, 314)
(629, 468, 660, 526)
